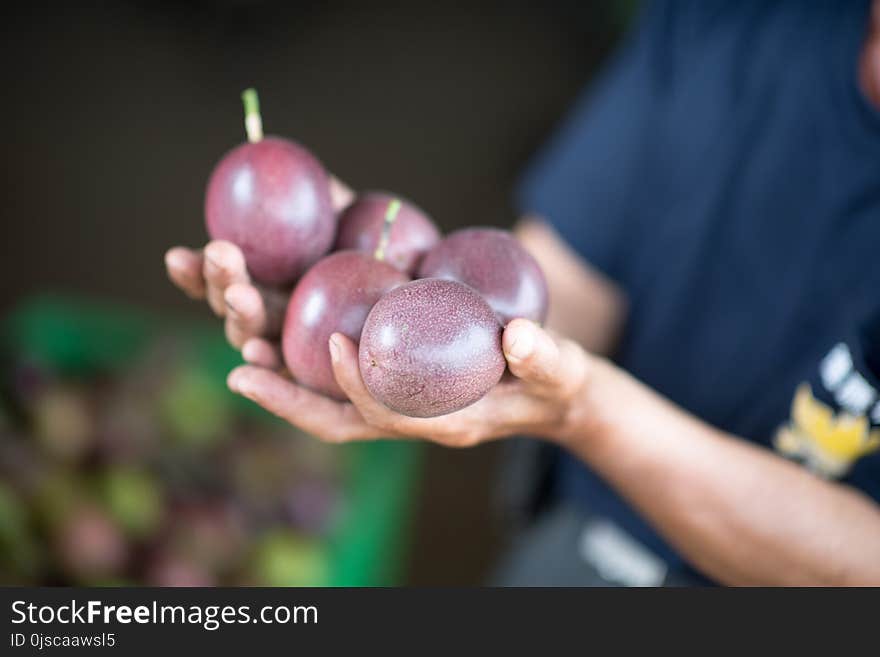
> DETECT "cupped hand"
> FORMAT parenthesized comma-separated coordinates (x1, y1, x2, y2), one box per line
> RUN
(164, 175, 593, 447)
(165, 241, 291, 354)
(226, 319, 594, 448)
(164, 176, 354, 361)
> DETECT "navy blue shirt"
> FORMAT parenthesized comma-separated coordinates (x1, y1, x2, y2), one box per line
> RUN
(517, 0, 880, 581)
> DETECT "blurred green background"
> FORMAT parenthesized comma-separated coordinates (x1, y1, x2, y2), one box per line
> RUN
(1, 297, 418, 585)
(0, 0, 630, 585)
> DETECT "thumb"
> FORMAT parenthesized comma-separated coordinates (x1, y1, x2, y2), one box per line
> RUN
(502, 319, 587, 399)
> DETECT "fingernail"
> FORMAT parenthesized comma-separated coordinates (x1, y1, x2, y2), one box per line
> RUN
(328, 336, 340, 363)
(227, 371, 240, 392)
(507, 329, 534, 361)
(236, 379, 253, 397)
(228, 369, 253, 396)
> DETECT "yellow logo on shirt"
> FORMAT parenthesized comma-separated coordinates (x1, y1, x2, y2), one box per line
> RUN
(774, 384, 880, 478)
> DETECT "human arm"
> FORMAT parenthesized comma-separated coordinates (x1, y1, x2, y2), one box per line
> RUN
(211, 302, 880, 586)
(554, 354, 880, 586)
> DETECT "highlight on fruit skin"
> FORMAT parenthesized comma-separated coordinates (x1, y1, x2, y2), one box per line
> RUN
(358, 278, 506, 418)
(204, 88, 337, 286)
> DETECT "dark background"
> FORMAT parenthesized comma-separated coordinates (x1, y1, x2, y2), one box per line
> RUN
(0, 0, 630, 584)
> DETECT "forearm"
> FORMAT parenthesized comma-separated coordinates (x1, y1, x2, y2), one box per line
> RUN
(558, 358, 880, 585)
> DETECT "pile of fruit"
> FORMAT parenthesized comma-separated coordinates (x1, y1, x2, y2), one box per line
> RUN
(206, 89, 549, 417)
(0, 336, 342, 586)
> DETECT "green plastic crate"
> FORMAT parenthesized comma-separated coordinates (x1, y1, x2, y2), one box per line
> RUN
(3, 295, 421, 586)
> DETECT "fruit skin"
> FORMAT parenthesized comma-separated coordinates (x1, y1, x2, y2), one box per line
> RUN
(359, 278, 505, 417)
(334, 192, 440, 274)
(417, 227, 549, 325)
(205, 137, 336, 286)
(282, 251, 409, 400)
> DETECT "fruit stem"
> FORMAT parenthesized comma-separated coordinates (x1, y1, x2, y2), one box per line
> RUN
(373, 199, 402, 261)
(242, 88, 263, 143)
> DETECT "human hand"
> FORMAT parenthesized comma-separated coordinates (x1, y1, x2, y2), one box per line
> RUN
(225, 318, 595, 447)
(165, 176, 596, 447)
(163, 176, 354, 361)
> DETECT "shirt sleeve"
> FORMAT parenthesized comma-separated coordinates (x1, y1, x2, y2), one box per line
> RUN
(514, 1, 663, 282)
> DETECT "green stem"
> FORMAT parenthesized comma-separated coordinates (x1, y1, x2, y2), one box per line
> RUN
(242, 88, 263, 143)
(373, 199, 402, 261)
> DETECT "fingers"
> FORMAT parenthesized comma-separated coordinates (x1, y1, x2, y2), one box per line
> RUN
(328, 333, 406, 431)
(203, 241, 250, 316)
(168, 240, 285, 351)
(257, 286, 290, 338)
(327, 329, 580, 447)
(227, 365, 379, 442)
(226, 284, 289, 347)
(329, 332, 448, 440)
(224, 283, 268, 348)
(242, 338, 284, 370)
(329, 175, 355, 211)
(327, 332, 479, 442)
(502, 319, 587, 399)
(165, 247, 206, 299)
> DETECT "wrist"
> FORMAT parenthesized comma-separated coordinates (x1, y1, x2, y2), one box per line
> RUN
(549, 351, 619, 453)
